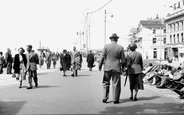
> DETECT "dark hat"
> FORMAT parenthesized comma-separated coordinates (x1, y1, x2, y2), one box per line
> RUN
(27, 45, 32, 49)
(128, 43, 137, 51)
(109, 33, 119, 39)
(18, 47, 25, 53)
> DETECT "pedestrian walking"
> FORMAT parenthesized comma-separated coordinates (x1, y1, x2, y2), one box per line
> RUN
(38, 51, 45, 68)
(127, 43, 144, 101)
(52, 53, 58, 69)
(13, 47, 27, 88)
(5, 48, 13, 74)
(45, 50, 52, 69)
(0, 52, 5, 74)
(26, 45, 39, 89)
(60, 49, 71, 76)
(98, 33, 125, 104)
(86, 50, 95, 71)
(71, 47, 81, 77)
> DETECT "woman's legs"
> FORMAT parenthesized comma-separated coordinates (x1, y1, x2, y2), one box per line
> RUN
(130, 89, 133, 100)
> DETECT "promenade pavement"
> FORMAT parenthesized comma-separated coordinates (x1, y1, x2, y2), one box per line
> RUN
(0, 58, 184, 114)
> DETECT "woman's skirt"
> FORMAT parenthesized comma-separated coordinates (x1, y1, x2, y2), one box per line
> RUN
(129, 74, 144, 90)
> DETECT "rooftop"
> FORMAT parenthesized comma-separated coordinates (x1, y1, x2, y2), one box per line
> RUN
(139, 20, 166, 30)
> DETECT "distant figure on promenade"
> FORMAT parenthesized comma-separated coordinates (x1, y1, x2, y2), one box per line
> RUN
(13, 47, 27, 88)
(52, 53, 58, 69)
(79, 52, 83, 70)
(127, 43, 144, 101)
(0, 52, 5, 74)
(99, 33, 125, 104)
(26, 45, 39, 89)
(71, 47, 81, 77)
(86, 50, 95, 71)
(45, 50, 52, 69)
(38, 51, 45, 68)
(5, 48, 13, 74)
(60, 49, 71, 76)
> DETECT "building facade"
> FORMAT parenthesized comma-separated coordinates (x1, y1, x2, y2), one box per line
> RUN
(165, 8, 184, 63)
(135, 18, 167, 60)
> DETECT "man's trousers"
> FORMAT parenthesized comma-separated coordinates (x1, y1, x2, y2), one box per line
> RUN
(28, 70, 38, 87)
(102, 71, 121, 102)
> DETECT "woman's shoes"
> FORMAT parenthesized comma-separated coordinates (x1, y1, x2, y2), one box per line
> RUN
(130, 96, 138, 101)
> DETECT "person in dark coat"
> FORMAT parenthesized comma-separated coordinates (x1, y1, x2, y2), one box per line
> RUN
(5, 48, 13, 74)
(13, 47, 27, 88)
(127, 43, 144, 101)
(86, 50, 95, 71)
(60, 49, 71, 76)
(0, 52, 4, 74)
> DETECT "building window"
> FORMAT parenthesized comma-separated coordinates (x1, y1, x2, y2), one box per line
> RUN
(177, 22, 179, 31)
(182, 33, 184, 42)
(170, 24, 172, 32)
(173, 34, 176, 43)
(173, 23, 175, 32)
(163, 38, 166, 44)
(153, 38, 157, 44)
(153, 29, 156, 34)
(164, 29, 166, 33)
(177, 34, 180, 43)
(170, 35, 172, 44)
(179, 21, 183, 31)
(153, 48, 157, 58)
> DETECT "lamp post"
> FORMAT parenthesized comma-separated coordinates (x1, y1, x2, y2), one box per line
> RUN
(77, 31, 84, 51)
(104, 10, 113, 45)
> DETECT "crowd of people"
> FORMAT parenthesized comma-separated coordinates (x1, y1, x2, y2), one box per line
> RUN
(0, 45, 97, 89)
(142, 62, 184, 99)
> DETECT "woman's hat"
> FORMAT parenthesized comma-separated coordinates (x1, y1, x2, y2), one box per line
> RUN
(128, 43, 137, 51)
(18, 47, 25, 53)
(109, 33, 119, 39)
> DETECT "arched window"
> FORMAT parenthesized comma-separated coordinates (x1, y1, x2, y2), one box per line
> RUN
(181, 33, 184, 42)
(173, 34, 176, 43)
(177, 34, 180, 43)
(170, 35, 172, 44)
(153, 48, 157, 58)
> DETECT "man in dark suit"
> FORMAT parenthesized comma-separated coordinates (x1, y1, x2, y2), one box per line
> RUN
(5, 48, 13, 74)
(99, 33, 125, 104)
(26, 45, 39, 89)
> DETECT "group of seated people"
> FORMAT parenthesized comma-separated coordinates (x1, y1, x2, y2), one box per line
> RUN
(142, 62, 184, 99)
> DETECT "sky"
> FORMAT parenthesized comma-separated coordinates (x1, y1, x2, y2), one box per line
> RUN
(0, 0, 178, 55)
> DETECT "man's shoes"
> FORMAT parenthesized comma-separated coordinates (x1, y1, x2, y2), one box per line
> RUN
(114, 101, 119, 104)
(35, 83, 38, 87)
(134, 97, 138, 101)
(71, 74, 74, 77)
(27, 87, 33, 89)
(102, 99, 107, 103)
(129, 96, 133, 100)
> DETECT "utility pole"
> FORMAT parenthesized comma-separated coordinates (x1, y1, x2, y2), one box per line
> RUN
(104, 10, 107, 46)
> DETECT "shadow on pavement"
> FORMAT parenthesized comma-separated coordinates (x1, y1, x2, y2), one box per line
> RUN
(37, 72, 50, 75)
(119, 96, 160, 104)
(100, 102, 184, 114)
(0, 101, 26, 115)
(36, 85, 58, 89)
